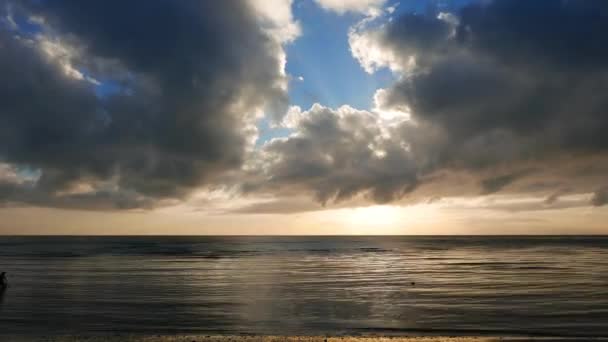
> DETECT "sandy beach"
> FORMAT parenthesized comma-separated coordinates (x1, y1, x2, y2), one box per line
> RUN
(5, 336, 608, 342)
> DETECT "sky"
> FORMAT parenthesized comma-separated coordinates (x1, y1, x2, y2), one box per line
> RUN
(1, 0, 608, 235)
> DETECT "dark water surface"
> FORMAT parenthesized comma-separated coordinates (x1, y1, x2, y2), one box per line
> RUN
(0, 236, 607, 337)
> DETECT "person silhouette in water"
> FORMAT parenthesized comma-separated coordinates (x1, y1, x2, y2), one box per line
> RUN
(0, 272, 6, 300)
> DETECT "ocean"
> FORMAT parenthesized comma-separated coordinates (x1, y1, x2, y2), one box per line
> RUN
(0, 236, 607, 337)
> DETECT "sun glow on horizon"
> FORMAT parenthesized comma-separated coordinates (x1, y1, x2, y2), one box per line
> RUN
(311, 203, 449, 234)
(343, 205, 401, 227)
(322, 205, 412, 234)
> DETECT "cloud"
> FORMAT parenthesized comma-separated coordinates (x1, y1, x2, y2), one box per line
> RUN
(350, 10, 457, 73)
(229, 197, 322, 215)
(591, 187, 608, 207)
(439, 193, 592, 213)
(3, 0, 608, 214)
(244, 104, 421, 204)
(249, 0, 301, 43)
(360, 0, 608, 159)
(343, 0, 608, 201)
(480, 170, 534, 195)
(0, 0, 295, 209)
(314, 0, 387, 16)
(0, 163, 25, 184)
(240, 0, 608, 209)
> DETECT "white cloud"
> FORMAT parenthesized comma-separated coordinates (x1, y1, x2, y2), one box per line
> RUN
(349, 9, 457, 75)
(372, 88, 410, 121)
(314, 0, 387, 16)
(0, 163, 40, 185)
(349, 27, 407, 73)
(437, 12, 459, 38)
(281, 105, 304, 128)
(245, 103, 423, 204)
(4, 11, 17, 30)
(248, 0, 301, 43)
(37, 35, 100, 84)
(0, 163, 21, 184)
(7, 13, 100, 85)
(247, 0, 301, 120)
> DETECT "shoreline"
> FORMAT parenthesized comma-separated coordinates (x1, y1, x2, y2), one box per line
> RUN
(5, 336, 608, 342)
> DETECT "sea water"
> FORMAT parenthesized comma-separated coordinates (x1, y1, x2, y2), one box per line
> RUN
(0, 236, 607, 337)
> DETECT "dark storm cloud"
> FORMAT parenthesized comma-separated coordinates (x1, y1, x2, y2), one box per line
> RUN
(250, 0, 608, 207)
(480, 169, 535, 195)
(0, 0, 288, 209)
(379, 0, 608, 155)
(368, 0, 608, 198)
(382, 12, 454, 67)
(457, 0, 608, 70)
(0, 180, 152, 210)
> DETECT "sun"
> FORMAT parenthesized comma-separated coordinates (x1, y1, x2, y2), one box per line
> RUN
(341, 205, 402, 229)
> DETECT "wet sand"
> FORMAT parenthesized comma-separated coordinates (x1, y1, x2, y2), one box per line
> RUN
(6, 336, 608, 342)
